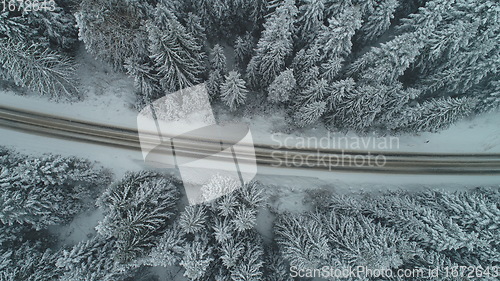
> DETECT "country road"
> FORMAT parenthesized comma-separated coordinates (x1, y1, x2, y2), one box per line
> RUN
(1, 105, 500, 175)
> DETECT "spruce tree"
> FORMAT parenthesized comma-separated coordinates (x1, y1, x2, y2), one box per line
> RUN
(297, 0, 325, 43)
(75, 0, 150, 69)
(294, 101, 327, 127)
(210, 44, 227, 73)
(267, 68, 296, 103)
(246, 0, 297, 89)
(180, 238, 215, 280)
(313, 7, 362, 61)
(296, 78, 331, 105)
(292, 47, 320, 88)
(56, 237, 124, 281)
(0, 150, 110, 230)
(0, 39, 78, 99)
(147, 11, 205, 92)
(356, 0, 399, 43)
(185, 12, 207, 46)
(274, 213, 329, 268)
(206, 44, 228, 97)
(320, 56, 344, 82)
(124, 57, 162, 106)
(395, 96, 477, 133)
(96, 171, 180, 263)
(0, 1, 79, 99)
(234, 33, 255, 69)
(220, 71, 249, 111)
(178, 205, 207, 235)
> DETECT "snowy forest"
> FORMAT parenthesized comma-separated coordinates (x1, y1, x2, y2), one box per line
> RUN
(1, 0, 500, 280)
(1, 146, 499, 280)
(0, 0, 499, 133)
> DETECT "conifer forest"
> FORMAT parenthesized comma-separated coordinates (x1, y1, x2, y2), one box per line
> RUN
(0, 0, 499, 280)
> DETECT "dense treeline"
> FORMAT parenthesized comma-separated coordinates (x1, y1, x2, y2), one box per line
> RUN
(0, 147, 498, 280)
(0, 0, 499, 132)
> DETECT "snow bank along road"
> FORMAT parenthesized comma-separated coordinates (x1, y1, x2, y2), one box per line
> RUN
(1, 105, 500, 175)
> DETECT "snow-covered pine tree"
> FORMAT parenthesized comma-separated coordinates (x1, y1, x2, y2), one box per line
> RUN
(220, 238, 244, 269)
(140, 224, 186, 268)
(0, 39, 78, 99)
(395, 96, 477, 133)
(200, 173, 240, 203)
(210, 44, 227, 74)
(373, 86, 420, 130)
(476, 80, 500, 113)
(197, 0, 268, 39)
(0, 1, 78, 50)
(193, 0, 228, 33)
(124, 57, 162, 107)
(220, 71, 249, 111)
(403, 0, 499, 100)
(294, 101, 326, 127)
(25, 4, 78, 50)
(313, 7, 362, 61)
(296, 66, 320, 92)
(291, 47, 320, 88)
(238, 181, 265, 208)
(263, 247, 293, 281)
(320, 56, 344, 82)
(296, 0, 325, 44)
(232, 207, 257, 232)
(206, 70, 224, 99)
(96, 171, 180, 263)
(348, 30, 427, 85)
(356, 0, 399, 44)
(325, 77, 357, 111)
(419, 36, 499, 96)
(213, 217, 234, 243)
(345, 189, 498, 267)
(147, 9, 205, 93)
(246, 0, 297, 89)
(0, 11, 31, 42)
(324, 81, 372, 131)
(234, 33, 255, 69)
(0, 242, 60, 280)
(216, 192, 239, 217)
(230, 239, 265, 281)
(275, 201, 419, 274)
(274, 213, 330, 269)
(417, 191, 500, 247)
(0, 152, 110, 230)
(296, 77, 331, 105)
(180, 238, 215, 280)
(179, 205, 207, 235)
(206, 45, 228, 97)
(323, 212, 414, 271)
(268, 68, 296, 103)
(175, 181, 268, 280)
(56, 237, 124, 281)
(75, 0, 151, 69)
(0, 1, 81, 100)
(185, 12, 207, 46)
